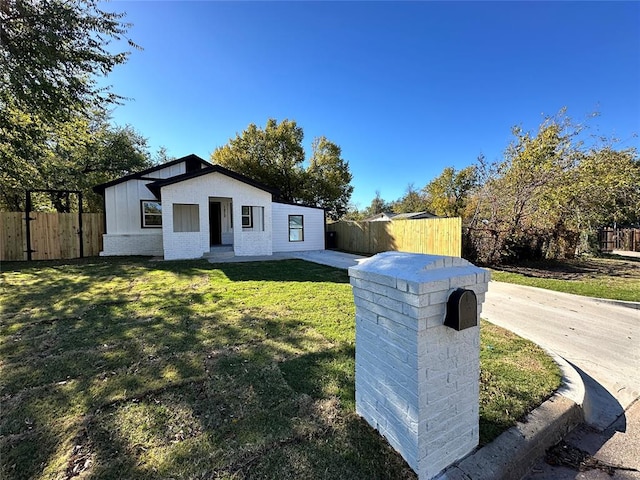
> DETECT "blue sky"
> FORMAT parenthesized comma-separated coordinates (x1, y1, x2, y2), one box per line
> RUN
(100, 1, 640, 209)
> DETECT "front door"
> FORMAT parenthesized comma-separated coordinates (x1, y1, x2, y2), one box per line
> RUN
(209, 202, 222, 246)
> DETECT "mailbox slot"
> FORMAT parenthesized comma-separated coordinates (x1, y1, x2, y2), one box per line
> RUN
(445, 288, 478, 331)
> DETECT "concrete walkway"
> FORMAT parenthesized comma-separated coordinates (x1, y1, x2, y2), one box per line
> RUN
(206, 249, 368, 269)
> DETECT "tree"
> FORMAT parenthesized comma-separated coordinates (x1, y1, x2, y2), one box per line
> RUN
(362, 191, 391, 217)
(302, 137, 353, 220)
(0, 1, 143, 212)
(212, 119, 305, 202)
(392, 183, 429, 214)
(211, 119, 354, 218)
(423, 165, 478, 217)
(0, 110, 152, 212)
(465, 109, 640, 263)
(0, 0, 137, 122)
(466, 113, 580, 262)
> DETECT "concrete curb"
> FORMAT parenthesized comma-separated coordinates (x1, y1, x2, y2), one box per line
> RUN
(591, 297, 640, 310)
(435, 351, 585, 480)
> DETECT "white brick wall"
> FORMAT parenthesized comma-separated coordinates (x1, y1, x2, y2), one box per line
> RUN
(161, 172, 273, 260)
(349, 251, 490, 480)
(271, 202, 325, 252)
(100, 233, 163, 256)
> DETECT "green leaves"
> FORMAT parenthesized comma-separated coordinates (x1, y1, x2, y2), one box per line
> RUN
(0, 109, 152, 212)
(0, 0, 136, 122)
(0, 1, 144, 212)
(211, 119, 354, 220)
(212, 119, 305, 202)
(423, 166, 478, 217)
(302, 137, 353, 220)
(467, 109, 640, 263)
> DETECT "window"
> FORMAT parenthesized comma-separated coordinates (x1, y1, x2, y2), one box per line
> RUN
(289, 215, 304, 242)
(173, 204, 200, 232)
(142, 201, 162, 228)
(242, 206, 253, 228)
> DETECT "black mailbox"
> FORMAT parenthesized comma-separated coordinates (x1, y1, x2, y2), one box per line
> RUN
(444, 288, 478, 331)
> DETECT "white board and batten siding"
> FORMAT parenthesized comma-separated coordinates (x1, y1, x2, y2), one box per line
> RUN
(272, 202, 325, 253)
(101, 163, 191, 256)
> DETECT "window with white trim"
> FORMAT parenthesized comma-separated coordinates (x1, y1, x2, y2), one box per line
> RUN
(289, 215, 304, 242)
(141, 200, 162, 228)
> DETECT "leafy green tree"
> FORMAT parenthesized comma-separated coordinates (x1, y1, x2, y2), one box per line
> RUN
(0, 0, 136, 122)
(465, 109, 640, 263)
(302, 137, 353, 220)
(0, 104, 49, 210)
(362, 191, 391, 217)
(212, 119, 305, 202)
(467, 113, 580, 262)
(0, 110, 152, 212)
(423, 165, 478, 217)
(0, 1, 143, 212)
(392, 184, 429, 214)
(342, 203, 366, 221)
(212, 119, 354, 218)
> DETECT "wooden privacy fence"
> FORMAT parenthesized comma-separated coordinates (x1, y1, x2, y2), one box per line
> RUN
(327, 217, 462, 257)
(0, 212, 104, 261)
(598, 227, 640, 252)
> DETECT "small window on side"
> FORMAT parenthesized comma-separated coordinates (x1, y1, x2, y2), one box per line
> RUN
(289, 215, 304, 242)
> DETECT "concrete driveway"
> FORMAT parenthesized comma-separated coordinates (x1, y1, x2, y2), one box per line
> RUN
(483, 281, 640, 479)
(483, 281, 639, 429)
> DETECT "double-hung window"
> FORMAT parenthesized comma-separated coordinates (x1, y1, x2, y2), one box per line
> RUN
(241, 206, 253, 228)
(141, 201, 162, 228)
(289, 215, 304, 242)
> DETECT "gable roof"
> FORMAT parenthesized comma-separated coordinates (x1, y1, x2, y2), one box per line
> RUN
(392, 211, 438, 220)
(145, 164, 280, 200)
(93, 154, 212, 195)
(363, 212, 395, 221)
(363, 211, 438, 221)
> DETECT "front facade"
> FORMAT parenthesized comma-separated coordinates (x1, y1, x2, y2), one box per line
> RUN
(94, 155, 325, 260)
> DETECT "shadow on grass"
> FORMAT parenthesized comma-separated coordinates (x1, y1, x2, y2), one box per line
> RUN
(2, 256, 400, 480)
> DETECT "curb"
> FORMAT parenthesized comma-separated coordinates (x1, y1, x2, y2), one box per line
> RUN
(435, 351, 585, 480)
(591, 297, 640, 310)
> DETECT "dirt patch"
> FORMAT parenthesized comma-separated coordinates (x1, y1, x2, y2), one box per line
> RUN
(493, 256, 640, 281)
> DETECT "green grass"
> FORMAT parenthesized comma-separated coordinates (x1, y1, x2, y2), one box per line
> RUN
(490, 256, 640, 302)
(479, 321, 560, 443)
(0, 257, 559, 479)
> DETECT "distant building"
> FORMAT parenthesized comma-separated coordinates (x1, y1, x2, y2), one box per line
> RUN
(363, 211, 439, 222)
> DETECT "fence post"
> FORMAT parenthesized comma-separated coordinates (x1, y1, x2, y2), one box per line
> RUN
(349, 251, 489, 479)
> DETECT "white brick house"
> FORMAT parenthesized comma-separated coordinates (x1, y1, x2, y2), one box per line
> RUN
(93, 154, 326, 260)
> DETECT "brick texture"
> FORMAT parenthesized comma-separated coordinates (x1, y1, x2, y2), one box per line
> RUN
(349, 252, 490, 480)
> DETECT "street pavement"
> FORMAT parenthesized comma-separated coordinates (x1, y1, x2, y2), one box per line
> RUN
(483, 281, 640, 479)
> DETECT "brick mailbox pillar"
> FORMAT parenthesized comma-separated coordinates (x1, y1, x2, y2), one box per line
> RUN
(349, 251, 490, 480)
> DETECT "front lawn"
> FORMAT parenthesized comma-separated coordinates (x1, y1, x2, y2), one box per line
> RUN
(1, 258, 559, 479)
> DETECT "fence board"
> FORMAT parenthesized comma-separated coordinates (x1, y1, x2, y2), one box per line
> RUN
(327, 217, 462, 257)
(0, 213, 26, 261)
(83, 214, 104, 257)
(0, 212, 104, 261)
